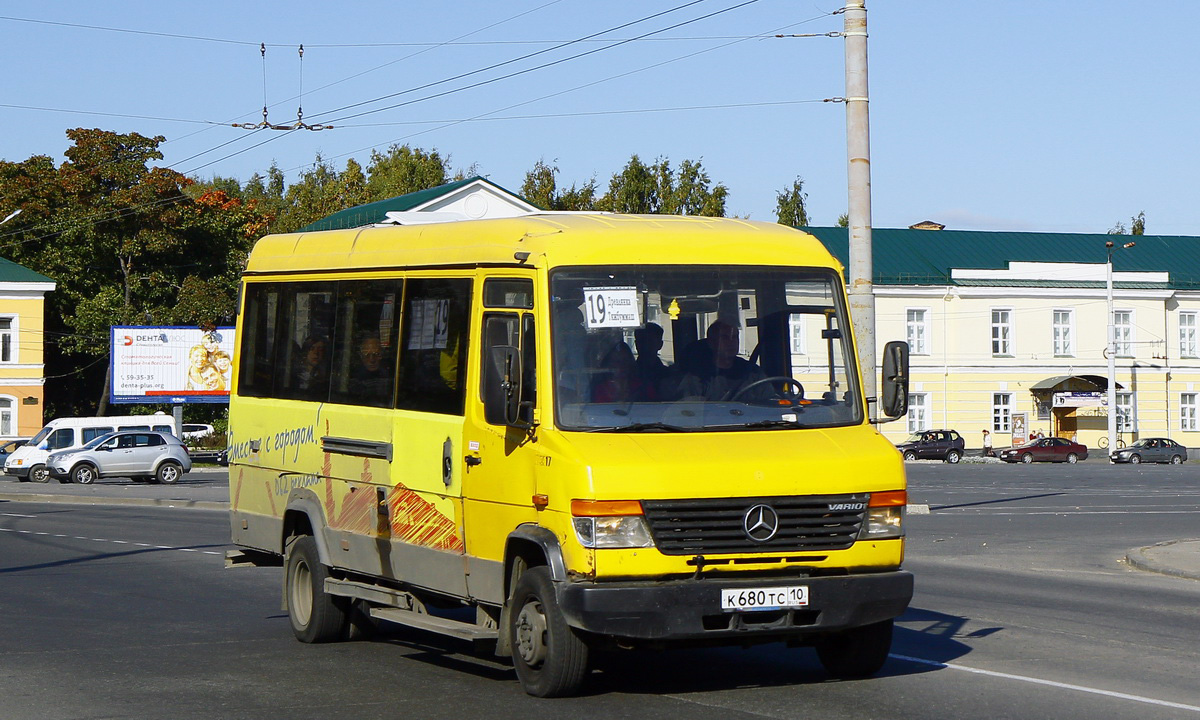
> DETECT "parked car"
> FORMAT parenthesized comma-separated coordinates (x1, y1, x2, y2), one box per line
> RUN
(897, 429, 966, 463)
(999, 437, 1088, 464)
(1110, 437, 1188, 465)
(0, 438, 30, 462)
(181, 423, 215, 441)
(46, 430, 192, 485)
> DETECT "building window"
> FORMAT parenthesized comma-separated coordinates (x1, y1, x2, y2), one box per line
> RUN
(906, 309, 928, 355)
(1181, 393, 1198, 431)
(1053, 309, 1074, 356)
(1116, 392, 1134, 433)
(0, 397, 12, 435)
(1113, 310, 1133, 357)
(0, 317, 13, 363)
(1181, 312, 1197, 358)
(906, 393, 929, 433)
(991, 309, 1012, 356)
(788, 314, 806, 355)
(992, 392, 1012, 432)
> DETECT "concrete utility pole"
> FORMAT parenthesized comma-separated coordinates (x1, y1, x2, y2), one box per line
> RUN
(844, 0, 876, 406)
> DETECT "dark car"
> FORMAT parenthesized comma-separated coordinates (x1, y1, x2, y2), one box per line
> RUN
(1110, 437, 1188, 465)
(999, 437, 1088, 464)
(897, 429, 966, 463)
(0, 438, 29, 462)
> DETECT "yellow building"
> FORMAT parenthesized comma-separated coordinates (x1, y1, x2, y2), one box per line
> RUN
(805, 225, 1200, 451)
(0, 257, 55, 438)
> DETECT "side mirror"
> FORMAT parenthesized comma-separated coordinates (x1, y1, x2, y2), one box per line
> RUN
(880, 340, 909, 419)
(484, 345, 525, 427)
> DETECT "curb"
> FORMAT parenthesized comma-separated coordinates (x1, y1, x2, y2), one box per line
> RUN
(0, 492, 227, 511)
(1124, 539, 1200, 581)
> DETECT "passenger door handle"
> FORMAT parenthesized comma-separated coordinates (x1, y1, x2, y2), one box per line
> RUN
(465, 455, 482, 467)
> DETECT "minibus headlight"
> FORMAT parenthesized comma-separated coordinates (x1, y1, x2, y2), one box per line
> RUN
(860, 490, 905, 540)
(570, 500, 654, 549)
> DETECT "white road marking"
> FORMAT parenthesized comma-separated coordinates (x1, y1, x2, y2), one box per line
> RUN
(0, 527, 222, 555)
(892, 654, 1200, 713)
(1, 512, 37, 518)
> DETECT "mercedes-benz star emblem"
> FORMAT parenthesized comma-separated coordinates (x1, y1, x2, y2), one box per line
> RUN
(743, 504, 779, 542)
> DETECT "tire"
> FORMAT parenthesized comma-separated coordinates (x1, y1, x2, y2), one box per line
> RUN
(945, 450, 962, 464)
(156, 461, 183, 484)
(1066, 453, 1078, 464)
(1021, 453, 1033, 464)
(29, 464, 49, 483)
(1129, 454, 1142, 465)
(816, 618, 894, 679)
(509, 566, 590, 697)
(285, 535, 350, 643)
(71, 464, 98, 485)
(902, 450, 917, 462)
(1171, 455, 1183, 465)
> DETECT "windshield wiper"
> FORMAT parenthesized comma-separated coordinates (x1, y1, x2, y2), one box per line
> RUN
(713, 419, 803, 431)
(585, 422, 690, 433)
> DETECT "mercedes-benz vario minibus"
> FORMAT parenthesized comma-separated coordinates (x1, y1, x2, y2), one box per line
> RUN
(226, 213, 911, 697)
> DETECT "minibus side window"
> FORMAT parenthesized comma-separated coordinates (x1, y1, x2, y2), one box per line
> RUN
(238, 283, 281, 398)
(481, 313, 537, 426)
(276, 282, 337, 403)
(329, 280, 402, 408)
(82, 427, 114, 443)
(397, 278, 471, 415)
(45, 428, 74, 450)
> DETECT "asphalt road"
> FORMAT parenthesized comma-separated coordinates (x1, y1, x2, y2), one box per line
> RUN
(0, 462, 1197, 719)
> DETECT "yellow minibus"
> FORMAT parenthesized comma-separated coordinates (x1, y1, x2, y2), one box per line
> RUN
(227, 213, 912, 697)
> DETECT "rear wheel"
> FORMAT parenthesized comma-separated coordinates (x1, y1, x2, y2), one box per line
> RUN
(1021, 453, 1033, 464)
(945, 450, 962, 464)
(156, 461, 182, 484)
(1129, 454, 1142, 465)
(510, 566, 590, 697)
(1171, 454, 1184, 465)
(816, 619, 894, 679)
(285, 535, 350, 643)
(1066, 453, 1078, 464)
(71, 464, 97, 484)
(29, 464, 49, 483)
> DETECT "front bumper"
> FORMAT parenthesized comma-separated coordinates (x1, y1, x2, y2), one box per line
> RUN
(4, 465, 30, 479)
(555, 570, 913, 643)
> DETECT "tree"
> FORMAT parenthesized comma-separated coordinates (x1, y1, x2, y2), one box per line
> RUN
(836, 213, 849, 227)
(366, 144, 452, 201)
(596, 155, 727, 216)
(520, 160, 597, 211)
(775, 177, 810, 227)
(1108, 211, 1146, 236)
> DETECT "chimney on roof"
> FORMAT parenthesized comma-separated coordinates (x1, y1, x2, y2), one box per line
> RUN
(909, 220, 945, 230)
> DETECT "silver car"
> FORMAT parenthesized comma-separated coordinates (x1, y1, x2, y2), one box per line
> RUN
(47, 431, 192, 484)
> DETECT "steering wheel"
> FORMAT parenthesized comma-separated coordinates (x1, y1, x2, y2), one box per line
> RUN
(726, 376, 804, 403)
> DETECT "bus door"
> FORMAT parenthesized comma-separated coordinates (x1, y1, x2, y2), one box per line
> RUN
(462, 277, 539, 602)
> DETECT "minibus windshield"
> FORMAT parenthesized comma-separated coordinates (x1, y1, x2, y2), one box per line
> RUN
(550, 266, 863, 431)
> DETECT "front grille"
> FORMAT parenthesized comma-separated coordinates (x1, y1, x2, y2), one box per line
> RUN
(641, 494, 867, 556)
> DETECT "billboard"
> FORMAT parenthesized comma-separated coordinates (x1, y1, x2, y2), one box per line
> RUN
(110, 326, 235, 404)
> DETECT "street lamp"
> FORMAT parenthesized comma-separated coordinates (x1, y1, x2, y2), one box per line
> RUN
(1106, 239, 1135, 460)
(0, 208, 21, 226)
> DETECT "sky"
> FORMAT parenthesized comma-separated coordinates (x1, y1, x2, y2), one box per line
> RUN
(2, 1, 1198, 234)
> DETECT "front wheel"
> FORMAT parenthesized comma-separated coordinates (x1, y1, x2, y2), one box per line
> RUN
(1066, 453, 1078, 464)
(29, 464, 49, 483)
(1129, 454, 1142, 465)
(816, 619, 894, 679)
(285, 535, 350, 643)
(71, 464, 97, 484)
(1021, 453, 1033, 464)
(509, 566, 590, 697)
(945, 450, 962, 464)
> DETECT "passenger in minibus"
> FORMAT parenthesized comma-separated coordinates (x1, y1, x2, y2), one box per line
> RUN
(350, 335, 392, 396)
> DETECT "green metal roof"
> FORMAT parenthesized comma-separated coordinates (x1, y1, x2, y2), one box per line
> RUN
(801, 227, 1200, 291)
(0, 256, 54, 284)
(297, 176, 528, 233)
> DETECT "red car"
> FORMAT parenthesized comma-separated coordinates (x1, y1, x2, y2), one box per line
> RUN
(998, 437, 1088, 464)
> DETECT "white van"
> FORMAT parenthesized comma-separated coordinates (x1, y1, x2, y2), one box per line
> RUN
(4, 416, 177, 483)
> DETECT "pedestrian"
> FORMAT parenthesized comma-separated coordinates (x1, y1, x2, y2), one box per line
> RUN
(982, 429, 993, 457)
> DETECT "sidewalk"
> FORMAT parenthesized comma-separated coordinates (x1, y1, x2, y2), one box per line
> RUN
(2, 468, 1198, 581)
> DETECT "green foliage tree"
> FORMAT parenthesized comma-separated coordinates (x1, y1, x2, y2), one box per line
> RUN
(520, 160, 597, 211)
(1108, 211, 1146, 236)
(596, 155, 727, 216)
(366, 144, 452, 200)
(775, 177, 810, 227)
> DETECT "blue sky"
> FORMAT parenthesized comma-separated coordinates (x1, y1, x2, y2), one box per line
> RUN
(2, 1, 1196, 233)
